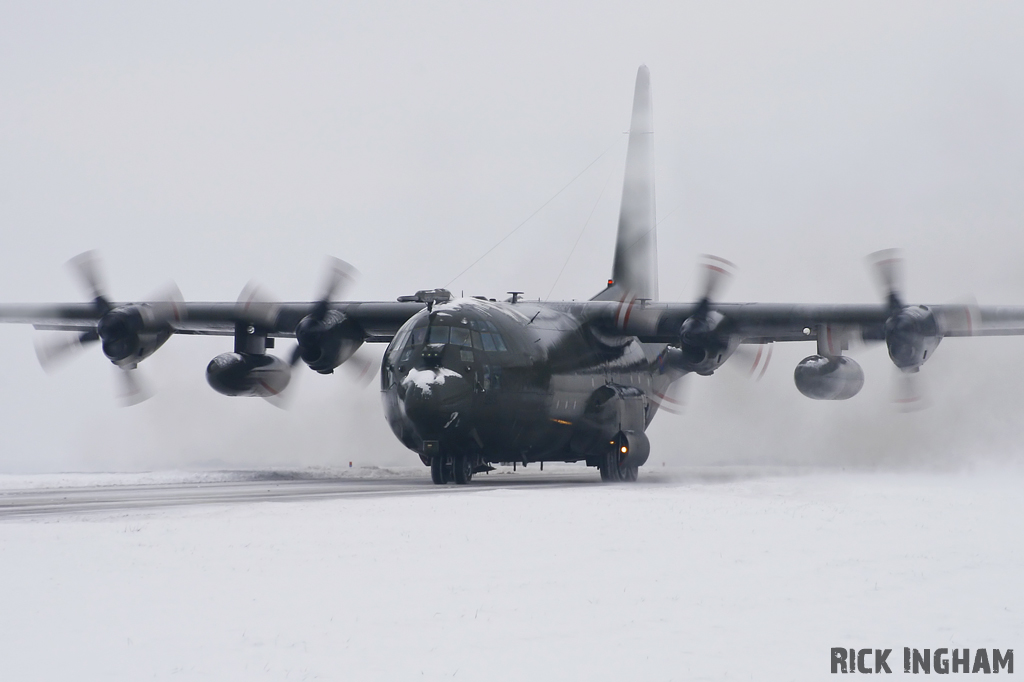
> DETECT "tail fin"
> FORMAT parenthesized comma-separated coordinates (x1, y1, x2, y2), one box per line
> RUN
(593, 65, 658, 302)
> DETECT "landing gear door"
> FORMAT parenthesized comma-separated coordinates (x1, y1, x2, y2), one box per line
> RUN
(616, 391, 646, 434)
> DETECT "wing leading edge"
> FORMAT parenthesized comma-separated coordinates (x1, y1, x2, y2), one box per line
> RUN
(7, 299, 1024, 342)
(556, 300, 1024, 343)
(0, 301, 425, 341)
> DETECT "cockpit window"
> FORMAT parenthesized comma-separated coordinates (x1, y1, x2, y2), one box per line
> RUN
(469, 320, 499, 332)
(489, 332, 507, 351)
(450, 327, 471, 347)
(399, 322, 507, 353)
(478, 332, 508, 352)
(390, 328, 409, 352)
(427, 326, 450, 344)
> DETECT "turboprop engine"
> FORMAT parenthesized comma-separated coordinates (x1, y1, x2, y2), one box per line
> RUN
(884, 305, 941, 371)
(95, 305, 175, 366)
(293, 310, 363, 374)
(793, 354, 865, 400)
(673, 255, 739, 375)
(30, 250, 184, 406)
(281, 257, 365, 374)
(869, 249, 945, 373)
(677, 309, 736, 375)
(205, 256, 366, 400)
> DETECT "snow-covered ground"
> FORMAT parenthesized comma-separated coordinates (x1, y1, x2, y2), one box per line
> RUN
(1, 467, 1021, 681)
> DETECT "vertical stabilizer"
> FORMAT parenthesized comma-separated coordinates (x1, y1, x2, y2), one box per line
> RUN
(594, 65, 658, 302)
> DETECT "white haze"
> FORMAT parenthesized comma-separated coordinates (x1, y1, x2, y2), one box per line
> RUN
(1, 2, 1023, 472)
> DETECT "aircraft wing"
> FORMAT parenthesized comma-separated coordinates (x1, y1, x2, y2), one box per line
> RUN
(0, 301, 425, 342)
(559, 300, 1024, 344)
(7, 299, 1024, 344)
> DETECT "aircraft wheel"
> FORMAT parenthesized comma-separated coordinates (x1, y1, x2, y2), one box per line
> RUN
(430, 456, 450, 485)
(599, 451, 639, 482)
(452, 454, 474, 485)
(599, 452, 622, 482)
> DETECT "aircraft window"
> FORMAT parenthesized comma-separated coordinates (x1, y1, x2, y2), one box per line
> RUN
(450, 327, 471, 347)
(427, 326, 449, 344)
(469, 319, 500, 332)
(471, 331, 483, 350)
(477, 332, 508, 352)
(399, 348, 412, 363)
(392, 329, 410, 351)
(411, 328, 427, 346)
(386, 337, 402, 362)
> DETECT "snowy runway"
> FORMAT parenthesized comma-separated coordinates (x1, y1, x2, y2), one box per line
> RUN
(1, 468, 1020, 680)
(0, 471, 598, 518)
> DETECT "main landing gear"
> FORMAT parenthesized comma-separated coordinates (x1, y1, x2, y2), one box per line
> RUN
(599, 451, 638, 482)
(430, 454, 474, 485)
(430, 456, 449, 484)
(598, 437, 639, 482)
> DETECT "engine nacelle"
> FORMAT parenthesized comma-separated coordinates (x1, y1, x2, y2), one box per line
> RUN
(295, 310, 364, 374)
(885, 305, 941, 371)
(97, 305, 172, 367)
(676, 311, 736, 375)
(794, 355, 864, 400)
(206, 352, 291, 397)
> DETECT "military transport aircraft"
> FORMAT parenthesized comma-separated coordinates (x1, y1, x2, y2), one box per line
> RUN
(3, 66, 1024, 484)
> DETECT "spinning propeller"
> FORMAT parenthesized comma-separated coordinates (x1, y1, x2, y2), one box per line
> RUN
(683, 255, 772, 377)
(676, 255, 737, 374)
(289, 257, 358, 369)
(236, 257, 374, 409)
(34, 251, 182, 406)
(653, 255, 772, 415)
(289, 257, 376, 390)
(867, 249, 978, 411)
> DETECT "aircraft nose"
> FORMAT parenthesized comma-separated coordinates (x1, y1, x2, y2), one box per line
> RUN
(401, 368, 472, 437)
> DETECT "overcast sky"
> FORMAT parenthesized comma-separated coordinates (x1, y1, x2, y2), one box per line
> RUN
(1, 2, 1023, 472)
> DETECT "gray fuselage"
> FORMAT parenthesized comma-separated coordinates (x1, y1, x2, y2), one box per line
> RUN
(380, 298, 674, 466)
